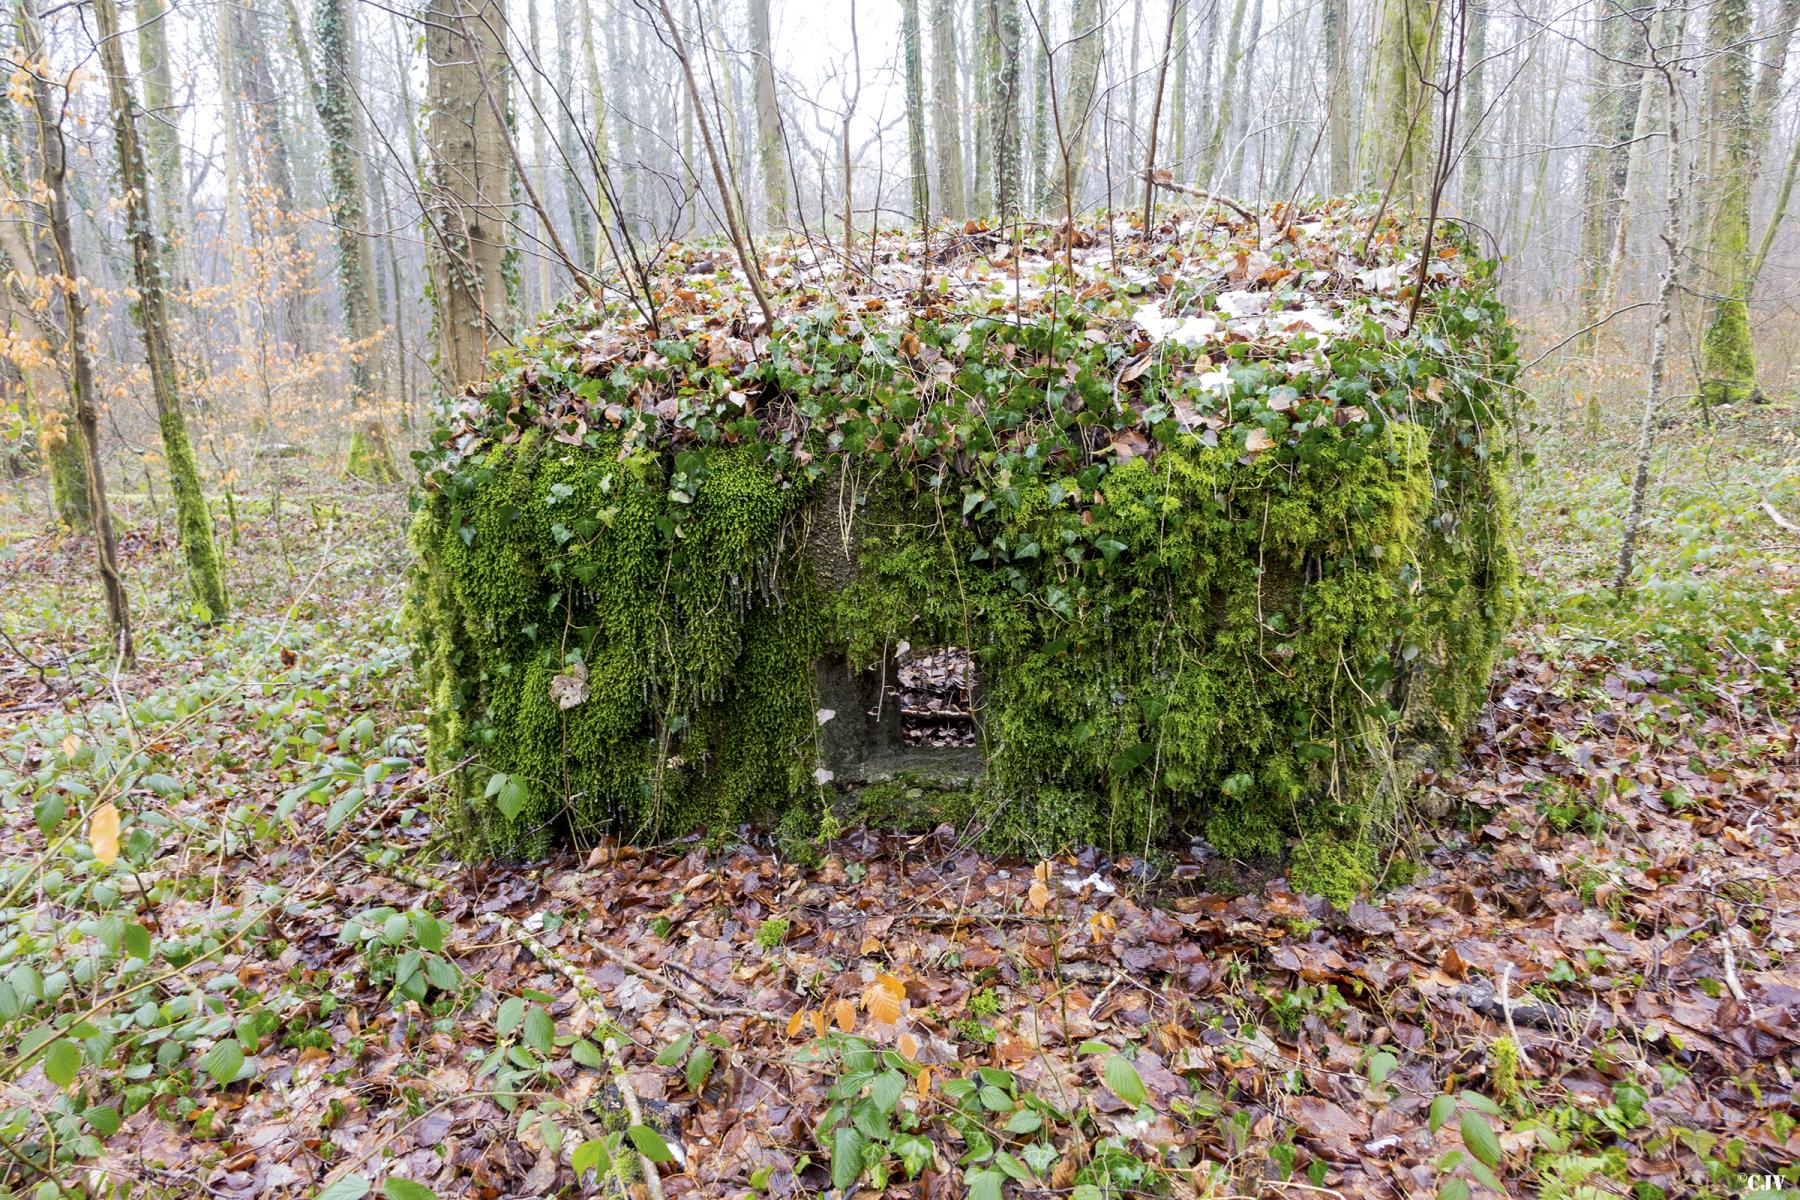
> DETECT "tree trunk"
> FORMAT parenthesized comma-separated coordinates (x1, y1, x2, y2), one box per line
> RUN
(1324, 0, 1351, 192)
(551, 0, 595, 267)
(902, 0, 931, 220)
(1459, 0, 1487, 210)
(1698, 0, 1758, 405)
(1045, 0, 1102, 211)
(1224, 0, 1262, 189)
(19, 0, 131, 659)
(748, 0, 788, 229)
(1615, 2, 1690, 595)
(1030, 1, 1049, 211)
(972, 0, 992, 211)
(426, 0, 516, 390)
(1169, 0, 1188, 172)
(987, 0, 1023, 220)
(94, 0, 227, 620)
(225, 0, 298, 214)
(134, 0, 190, 287)
(314, 0, 399, 478)
(0, 85, 87, 527)
(1202, 0, 1248, 187)
(930, 0, 967, 220)
(1364, 0, 1438, 202)
(526, 0, 554, 312)
(1574, 0, 1644, 348)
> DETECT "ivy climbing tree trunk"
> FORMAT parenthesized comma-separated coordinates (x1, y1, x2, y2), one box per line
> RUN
(93, 0, 228, 621)
(930, 0, 966, 220)
(426, 0, 516, 390)
(20, 0, 132, 660)
(1698, 0, 1758, 406)
(315, 0, 400, 477)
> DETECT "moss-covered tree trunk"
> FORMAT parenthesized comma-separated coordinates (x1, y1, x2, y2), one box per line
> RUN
(94, 0, 228, 621)
(930, 0, 967, 220)
(314, 0, 401, 479)
(0, 83, 88, 527)
(1202, 0, 1248, 187)
(1324, 0, 1351, 192)
(21, 0, 131, 659)
(1698, 0, 1757, 406)
(1364, 0, 1438, 202)
(1044, 0, 1102, 213)
(1575, 0, 1645, 351)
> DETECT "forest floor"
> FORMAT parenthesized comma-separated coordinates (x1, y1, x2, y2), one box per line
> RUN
(0, 392, 1798, 1200)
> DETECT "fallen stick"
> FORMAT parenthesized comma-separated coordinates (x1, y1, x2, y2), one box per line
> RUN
(1760, 500, 1797, 533)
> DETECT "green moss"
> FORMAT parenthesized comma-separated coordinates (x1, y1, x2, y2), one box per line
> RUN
(160, 404, 227, 621)
(345, 423, 402, 483)
(411, 241, 1518, 903)
(1491, 1036, 1521, 1105)
(45, 421, 91, 530)
(1700, 297, 1757, 407)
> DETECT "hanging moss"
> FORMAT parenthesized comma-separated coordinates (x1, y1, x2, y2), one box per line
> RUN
(409, 202, 1520, 902)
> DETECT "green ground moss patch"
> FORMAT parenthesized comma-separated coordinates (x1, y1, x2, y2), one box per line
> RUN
(409, 202, 1519, 902)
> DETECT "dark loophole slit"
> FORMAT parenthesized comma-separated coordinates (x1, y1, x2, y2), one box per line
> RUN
(897, 646, 976, 747)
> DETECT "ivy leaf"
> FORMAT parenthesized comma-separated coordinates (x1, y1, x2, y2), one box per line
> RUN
(966, 1167, 1004, 1200)
(572, 1137, 611, 1176)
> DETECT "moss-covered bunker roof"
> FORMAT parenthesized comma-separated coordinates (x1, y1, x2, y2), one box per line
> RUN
(424, 199, 1500, 487)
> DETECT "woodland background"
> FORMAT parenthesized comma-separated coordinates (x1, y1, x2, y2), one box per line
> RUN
(0, 0, 1798, 1198)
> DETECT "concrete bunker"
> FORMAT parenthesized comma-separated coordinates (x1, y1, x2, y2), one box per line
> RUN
(408, 202, 1520, 902)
